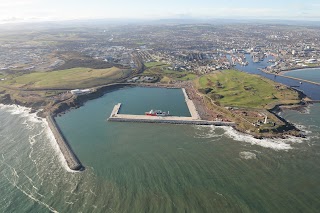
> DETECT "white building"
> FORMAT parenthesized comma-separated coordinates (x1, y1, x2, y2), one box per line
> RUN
(71, 89, 91, 95)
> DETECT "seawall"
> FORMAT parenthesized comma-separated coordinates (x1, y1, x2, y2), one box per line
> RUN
(46, 115, 84, 171)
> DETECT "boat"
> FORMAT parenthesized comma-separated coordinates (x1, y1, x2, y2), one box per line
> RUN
(145, 109, 170, 116)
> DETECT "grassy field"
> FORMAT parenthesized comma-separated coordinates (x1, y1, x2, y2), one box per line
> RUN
(197, 70, 300, 109)
(144, 62, 167, 68)
(1, 67, 130, 89)
(143, 62, 197, 82)
(304, 63, 320, 67)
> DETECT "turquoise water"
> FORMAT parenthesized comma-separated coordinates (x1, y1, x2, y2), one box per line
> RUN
(283, 68, 320, 84)
(0, 87, 320, 212)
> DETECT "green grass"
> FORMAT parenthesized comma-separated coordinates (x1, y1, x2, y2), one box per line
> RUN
(144, 62, 167, 68)
(197, 70, 300, 109)
(160, 76, 171, 83)
(304, 63, 320, 67)
(1, 67, 131, 89)
(177, 73, 197, 81)
(143, 61, 197, 82)
(199, 76, 208, 87)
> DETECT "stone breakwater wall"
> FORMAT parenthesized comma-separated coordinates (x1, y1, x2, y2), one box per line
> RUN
(47, 115, 84, 171)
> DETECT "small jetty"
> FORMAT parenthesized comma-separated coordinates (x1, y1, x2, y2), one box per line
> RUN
(47, 115, 84, 171)
(108, 102, 235, 126)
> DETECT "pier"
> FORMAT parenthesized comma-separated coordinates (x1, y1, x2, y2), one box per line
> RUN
(182, 88, 200, 119)
(47, 115, 84, 171)
(108, 103, 235, 126)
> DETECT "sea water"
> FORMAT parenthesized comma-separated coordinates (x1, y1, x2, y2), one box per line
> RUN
(283, 68, 320, 84)
(1, 87, 320, 212)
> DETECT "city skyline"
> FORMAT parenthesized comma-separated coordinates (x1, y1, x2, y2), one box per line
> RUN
(1, 0, 320, 24)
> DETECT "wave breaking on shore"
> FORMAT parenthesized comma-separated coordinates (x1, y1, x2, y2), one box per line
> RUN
(194, 124, 309, 151)
(0, 104, 74, 172)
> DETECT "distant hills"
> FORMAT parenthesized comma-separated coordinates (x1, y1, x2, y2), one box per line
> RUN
(1, 18, 320, 31)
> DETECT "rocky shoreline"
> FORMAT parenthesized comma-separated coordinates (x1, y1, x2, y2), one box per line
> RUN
(235, 89, 309, 139)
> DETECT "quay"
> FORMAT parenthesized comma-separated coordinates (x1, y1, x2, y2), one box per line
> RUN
(47, 115, 84, 171)
(182, 88, 200, 119)
(108, 103, 235, 126)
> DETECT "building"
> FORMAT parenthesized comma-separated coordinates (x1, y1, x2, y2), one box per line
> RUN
(70, 89, 91, 95)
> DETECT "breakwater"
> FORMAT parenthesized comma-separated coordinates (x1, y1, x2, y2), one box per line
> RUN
(47, 115, 83, 171)
(276, 73, 320, 86)
(108, 103, 235, 126)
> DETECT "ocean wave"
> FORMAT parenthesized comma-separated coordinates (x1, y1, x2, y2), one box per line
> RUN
(0, 104, 31, 115)
(0, 104, 43, 123)
(308, 124, 320, 131)
(43, 120, 78, 173)
(239, 151, 257, 160)
(217, 126, 309, 151)
(0, 104, 75, 173)
(194, 125, 303, 150)
(194, 126, 224, 139)
(294, 124, 313, 134)
(301, 105, 311, 114)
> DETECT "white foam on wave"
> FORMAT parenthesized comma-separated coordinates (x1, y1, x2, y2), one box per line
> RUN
(0, 104, 75, 173)
(239, 151, 257, 160)
(302, 105, 311, 114)
(294, 124, 313, 135)
(202, 125, 309, 151)
(43, 119, 78, 173)
(1, 161, 59, 213)
(194, 125, 224, 139)
(0, 104, 43, 123)
(14, 183, 59, 213)
(0, 104, 31, 116)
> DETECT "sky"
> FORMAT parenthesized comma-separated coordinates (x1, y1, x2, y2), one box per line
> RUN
(1, 0, 320, 23)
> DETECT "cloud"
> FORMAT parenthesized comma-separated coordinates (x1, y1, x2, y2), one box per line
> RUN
(0, 0, 39, 7)
(193, 7, 287, 18)
(0, 1, 319, 23)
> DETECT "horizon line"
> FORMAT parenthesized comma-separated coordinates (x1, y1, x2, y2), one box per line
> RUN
(1, 16, 320, 26)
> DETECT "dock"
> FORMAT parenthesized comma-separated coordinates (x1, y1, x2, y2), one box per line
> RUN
(108, 102, 235, 126)
(182, 88, 200, 119)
